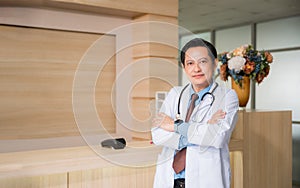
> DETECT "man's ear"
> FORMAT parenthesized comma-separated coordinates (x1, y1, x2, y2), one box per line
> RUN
(181, 62, 185, 68)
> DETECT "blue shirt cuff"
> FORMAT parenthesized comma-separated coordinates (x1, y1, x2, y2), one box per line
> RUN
(178, 135, 188, 150)
(176, 122, 189, 137)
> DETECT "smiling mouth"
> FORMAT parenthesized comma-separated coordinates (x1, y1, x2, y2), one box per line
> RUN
(193, 74, 205, 78)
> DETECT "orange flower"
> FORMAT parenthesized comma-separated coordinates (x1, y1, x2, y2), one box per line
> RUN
(220, 64, 228, 81)
(264, 66, 270, 77)
(264, 51, 273, 63)
(243, 61, 255, 75)
(256, 73, 265, 84)
(256, 66, 270, 84)
(233, 46, 246, 56)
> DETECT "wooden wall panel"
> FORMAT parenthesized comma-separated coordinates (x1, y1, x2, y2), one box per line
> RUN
(130, 78, 172, 140)
(130, 13, 178, 140)
(95, 46, 116, 134)
(132, 15, 178, 59)
(69, 166, 156, 188)
(0, 25, 116, 139)
(0, 173, 67, 188)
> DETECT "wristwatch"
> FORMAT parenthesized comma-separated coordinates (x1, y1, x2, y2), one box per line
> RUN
(174, 119, 183, 133)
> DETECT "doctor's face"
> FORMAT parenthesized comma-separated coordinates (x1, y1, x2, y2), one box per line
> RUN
(184, 46, 217, 92)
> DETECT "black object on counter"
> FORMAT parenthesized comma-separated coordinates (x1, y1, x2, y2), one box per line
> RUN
(100, 138, 126, 149)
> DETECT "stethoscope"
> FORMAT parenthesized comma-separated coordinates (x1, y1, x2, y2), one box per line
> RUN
(175, 82, 218, 124)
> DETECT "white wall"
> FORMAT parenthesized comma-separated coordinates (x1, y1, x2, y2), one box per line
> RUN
(257, 16, 300, 50)
(256, 17, 300, 121)
(215, 25, 251, 53)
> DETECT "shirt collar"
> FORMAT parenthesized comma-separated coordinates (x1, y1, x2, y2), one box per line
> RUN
(189, 83, 212, 102)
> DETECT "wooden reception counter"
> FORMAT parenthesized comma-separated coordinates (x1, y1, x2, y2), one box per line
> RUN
(229, 110, 292, 188)
(0, 110, 292, 188)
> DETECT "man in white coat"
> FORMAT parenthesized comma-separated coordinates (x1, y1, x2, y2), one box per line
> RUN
(151, 38, 239, 188)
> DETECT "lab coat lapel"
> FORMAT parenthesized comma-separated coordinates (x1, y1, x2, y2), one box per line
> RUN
(210, 83, 226, 115)
(191, 97, 211, 122)
(180, 84, 192, 121)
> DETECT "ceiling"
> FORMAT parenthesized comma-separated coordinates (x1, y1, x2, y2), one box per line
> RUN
(0, 0, 299, 34)
(179, 0, 300, 33)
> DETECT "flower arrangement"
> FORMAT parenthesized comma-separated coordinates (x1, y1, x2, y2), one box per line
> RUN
(218, 45, 273, 87)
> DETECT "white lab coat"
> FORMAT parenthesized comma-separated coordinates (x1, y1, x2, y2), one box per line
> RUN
(151, 82, 239, 188)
